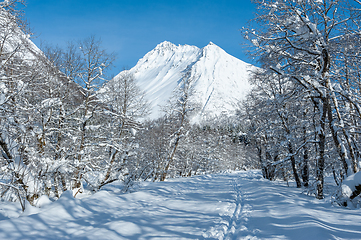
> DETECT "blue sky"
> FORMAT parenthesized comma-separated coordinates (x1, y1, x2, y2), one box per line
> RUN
(26, 0, 256, 77)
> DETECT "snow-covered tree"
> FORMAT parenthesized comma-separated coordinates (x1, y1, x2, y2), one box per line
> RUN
(244, 0, 361, 199)
(0, 0, 77, 207)
(94, 71, 148, 190)
(101, 70, 149, 119)
(59, 36, 116, 190)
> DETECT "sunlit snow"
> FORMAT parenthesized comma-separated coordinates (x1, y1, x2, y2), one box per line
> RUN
(0, 171, 360, 239)
(111, 41, 254, 120)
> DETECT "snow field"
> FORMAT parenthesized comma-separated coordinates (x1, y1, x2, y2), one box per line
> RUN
(0, 170, 361, 239)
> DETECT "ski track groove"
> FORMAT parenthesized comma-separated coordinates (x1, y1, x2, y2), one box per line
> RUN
(223, 174, 254, 240)
(223, 177, 243, 240)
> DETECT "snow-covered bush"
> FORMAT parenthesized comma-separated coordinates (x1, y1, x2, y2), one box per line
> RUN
(333, 172, 361, 208)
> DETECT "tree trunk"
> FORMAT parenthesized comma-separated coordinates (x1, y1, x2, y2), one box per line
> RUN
(288, 142, 301, 188)
(326, 89, 353, 176)
(316, 98, 327, 199)
(99, 149, 118, 189)
(302, 145, 309, 187)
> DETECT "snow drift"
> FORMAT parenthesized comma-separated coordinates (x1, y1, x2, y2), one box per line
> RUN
(1, 170, 361, 239)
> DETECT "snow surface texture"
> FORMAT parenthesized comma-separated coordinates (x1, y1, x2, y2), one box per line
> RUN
(111, 41, 254, 120)
(1, 170, 361, 239)
(341, 171, 361, 199)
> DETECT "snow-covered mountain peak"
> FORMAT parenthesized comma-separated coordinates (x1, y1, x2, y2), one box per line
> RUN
(132, 42, 200, 74)
(151, 41, 200, 56)
(201, 42, 226, 59)
(110, 41, 254, 120)
(205, 41, 221, 49)
(201, 41, 239, 61)
(154, 40, 176, 50)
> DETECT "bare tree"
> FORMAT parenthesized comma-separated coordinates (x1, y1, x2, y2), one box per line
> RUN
(64, 36, 116, 189)
(101, 70, 149, 119)
(158, 72, 197, 181)
(95, 70, 149, 188)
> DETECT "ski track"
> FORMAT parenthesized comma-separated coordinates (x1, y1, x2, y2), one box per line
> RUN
(223, 177, 245, 240)
(223, 174, 256, 240)
(204, 173, 256, 240)
(1, 171, 361, 239)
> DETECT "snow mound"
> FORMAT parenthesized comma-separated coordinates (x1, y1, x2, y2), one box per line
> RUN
(341, 171, 361, 198)
(34, 195, 52, 208)
(336, 171, 361, 207)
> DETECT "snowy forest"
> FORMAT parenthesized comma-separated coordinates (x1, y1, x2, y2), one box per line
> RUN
(243, 0, 361, 204)
(1, 0, 361, 215)
(0, 0, 257, 211)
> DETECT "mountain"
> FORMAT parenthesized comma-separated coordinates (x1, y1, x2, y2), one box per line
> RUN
(0, 7, 51, 66)
(112, 41, 254, 120)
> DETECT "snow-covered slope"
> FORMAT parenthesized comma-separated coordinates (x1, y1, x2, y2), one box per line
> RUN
(1, 170, 361, 239)
(0, 8, 43, 61)
(0, 7, 85, 105)
(112, 41, 254, 119)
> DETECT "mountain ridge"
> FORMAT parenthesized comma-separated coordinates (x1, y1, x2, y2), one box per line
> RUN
(112, 41, 254, 120)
